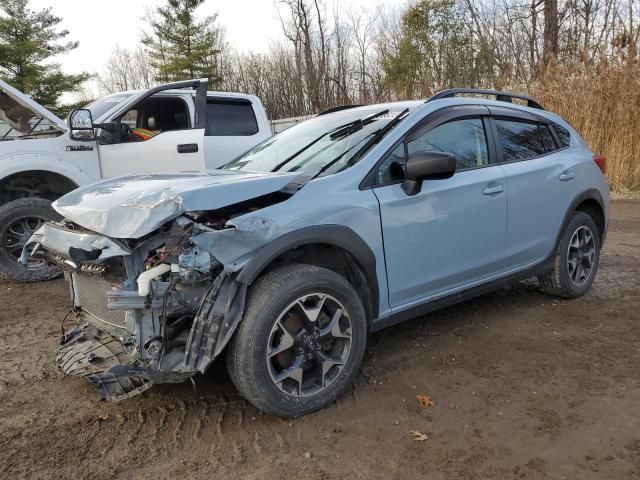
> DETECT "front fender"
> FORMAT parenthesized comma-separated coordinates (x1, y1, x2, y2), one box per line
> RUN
(0, 151, 94, 189)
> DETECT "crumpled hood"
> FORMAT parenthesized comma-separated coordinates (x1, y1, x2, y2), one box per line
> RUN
(53, 170, 299, 238)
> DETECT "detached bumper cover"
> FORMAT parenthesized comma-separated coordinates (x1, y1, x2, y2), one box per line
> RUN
(20, 222, 130, 267)
(57, 321, 194, 402)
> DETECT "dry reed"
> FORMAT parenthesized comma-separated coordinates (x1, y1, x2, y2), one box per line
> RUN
(530, 61, 640, 194)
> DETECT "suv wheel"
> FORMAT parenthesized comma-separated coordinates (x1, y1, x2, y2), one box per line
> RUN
(0, 198, 62, 282)
(538, 211, 601, 298)
(226, 264, 367, 417)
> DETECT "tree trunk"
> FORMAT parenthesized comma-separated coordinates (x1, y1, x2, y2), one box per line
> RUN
(543, 0, 559, 65)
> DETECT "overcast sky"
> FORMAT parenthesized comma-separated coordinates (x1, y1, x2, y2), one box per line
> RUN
(30, 0, 405, 80)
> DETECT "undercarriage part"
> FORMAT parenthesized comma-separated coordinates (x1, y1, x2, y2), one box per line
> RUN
(57, 323, 153, 402)
(184, 272, 247, 373)
(57, 322, 196, 401)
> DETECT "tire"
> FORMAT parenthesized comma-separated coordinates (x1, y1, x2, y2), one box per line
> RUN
(0, 198, 62, 283)
(226, 263, 367, 417)
(538, 211, 601, 298)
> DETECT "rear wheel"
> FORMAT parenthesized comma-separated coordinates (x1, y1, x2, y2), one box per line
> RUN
(538, 211, 601, 298)
(0, 198, 62, 282)
(226, 264, 367, 417)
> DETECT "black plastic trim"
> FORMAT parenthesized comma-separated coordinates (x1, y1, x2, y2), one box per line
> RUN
(556, 188, 606, 246)
(370, 257, 554, 332)
(318, 105, 364, 115)
(236, 225, 380, 319)
(428, 89, 544, 110)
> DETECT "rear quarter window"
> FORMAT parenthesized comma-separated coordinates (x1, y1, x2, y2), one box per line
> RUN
(552, 122, 571, 148)
(206, 100, 258, 136)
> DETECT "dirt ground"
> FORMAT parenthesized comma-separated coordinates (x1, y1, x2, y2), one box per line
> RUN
(0, 201, 638, 480)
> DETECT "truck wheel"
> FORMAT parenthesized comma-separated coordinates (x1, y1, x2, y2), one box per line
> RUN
(0, 198, 62, 282)
(538, 211, 601, 298)
(226, 264, 367, 417)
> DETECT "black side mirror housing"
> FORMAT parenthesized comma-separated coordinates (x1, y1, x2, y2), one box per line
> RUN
(68, 109, 96, 141)
(402, 150, 457, 195)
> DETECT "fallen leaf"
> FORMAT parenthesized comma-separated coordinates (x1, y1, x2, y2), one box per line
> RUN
(416, 395, 435, 407)
(410, 430, 429, 442)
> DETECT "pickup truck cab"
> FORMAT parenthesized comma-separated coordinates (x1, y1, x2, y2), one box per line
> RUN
(0, 78, 271, 281)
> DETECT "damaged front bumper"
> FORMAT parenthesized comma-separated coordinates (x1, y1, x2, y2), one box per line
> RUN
(23, 219, 250, 402)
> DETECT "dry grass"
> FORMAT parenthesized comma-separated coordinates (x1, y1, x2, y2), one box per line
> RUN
(530, 61, 640, 194)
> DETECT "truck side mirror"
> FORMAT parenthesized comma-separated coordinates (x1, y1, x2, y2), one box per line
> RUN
(68, 109, 96, 141)
(402, 150, 457, 196)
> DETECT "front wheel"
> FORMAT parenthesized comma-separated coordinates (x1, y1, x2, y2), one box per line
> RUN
(226, 264, 367, 417)
(0, 198, 62, 282)
(538, 211, 601, 298)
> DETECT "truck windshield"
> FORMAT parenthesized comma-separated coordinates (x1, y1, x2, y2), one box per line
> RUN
(0, 91, 63, 140)
(85, 93, 134, 120)
(223, 107, 410, 177)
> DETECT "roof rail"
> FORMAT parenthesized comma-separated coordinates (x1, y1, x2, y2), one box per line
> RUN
(427, 88, 544, 110)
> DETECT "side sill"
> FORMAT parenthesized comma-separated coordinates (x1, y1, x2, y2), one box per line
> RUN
(369, 257, 553, 333)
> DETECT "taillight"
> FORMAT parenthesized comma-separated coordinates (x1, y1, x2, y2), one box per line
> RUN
(594, 156, 607, 174)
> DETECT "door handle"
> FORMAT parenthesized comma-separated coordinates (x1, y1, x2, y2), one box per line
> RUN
(559, 171, 575, 181)
(482, 184, 504, 195)
(177, 143, 198, 154)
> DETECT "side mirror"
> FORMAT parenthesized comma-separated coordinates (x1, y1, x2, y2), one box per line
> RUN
(68, 109, 95, 141)
(402, 151, 457, 196)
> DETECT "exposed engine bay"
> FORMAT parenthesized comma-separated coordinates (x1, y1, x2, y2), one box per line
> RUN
(24, 189, 288, 401)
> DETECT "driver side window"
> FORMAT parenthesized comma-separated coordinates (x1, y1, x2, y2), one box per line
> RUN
(377, 117, 489, 185)
(101, 96, 191, 144)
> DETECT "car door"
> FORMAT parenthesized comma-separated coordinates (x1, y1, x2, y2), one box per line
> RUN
(97, 81, 207, 178)
(488, 107, 578, 267)
(372, 106, 508, 309)
(202, 96, 270, 169)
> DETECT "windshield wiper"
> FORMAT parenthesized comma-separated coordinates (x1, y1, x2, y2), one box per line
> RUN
(307, 108, 411, 182)
(328, 109, 389, 139)
(308, 133, 377, 180)
(271, 109, 389, 172)
(345, 108, 410, 168)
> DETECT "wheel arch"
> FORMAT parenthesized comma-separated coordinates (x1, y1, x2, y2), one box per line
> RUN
(564, 189, 606, 244)
(0, 165, 86, 204)
(236, 225, 380, 322)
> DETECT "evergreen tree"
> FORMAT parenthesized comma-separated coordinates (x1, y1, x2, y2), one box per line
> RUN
(143, 0, 225, 86)
(0, 0, 89, 114)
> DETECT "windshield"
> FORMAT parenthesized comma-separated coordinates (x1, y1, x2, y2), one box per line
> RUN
(0, 91, 63, 140)
(86, 93, 134, 120)
(223, 106, 412, 177)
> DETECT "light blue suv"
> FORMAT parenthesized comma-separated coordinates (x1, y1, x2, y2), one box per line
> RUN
(26, 89, 609, 417)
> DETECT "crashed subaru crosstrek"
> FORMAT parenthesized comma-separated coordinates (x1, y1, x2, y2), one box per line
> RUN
(24, 89, 609, 417)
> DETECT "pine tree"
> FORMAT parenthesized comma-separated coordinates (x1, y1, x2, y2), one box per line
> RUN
(142, 0, 225, 86)
(0, 0, 89, 114)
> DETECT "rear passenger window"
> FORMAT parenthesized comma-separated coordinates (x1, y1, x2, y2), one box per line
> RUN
(495, 119, 556, 162)
(206, 100, 258, 136)
(552, 122, 571, 148)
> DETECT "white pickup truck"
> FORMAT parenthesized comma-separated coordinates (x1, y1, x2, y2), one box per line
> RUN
(0, 78, 271, 281)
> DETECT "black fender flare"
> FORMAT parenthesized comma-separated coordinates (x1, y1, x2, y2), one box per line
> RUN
(553, 188, 606, 252)
(236, 224, 380, 319)
(185, 225, 380, 372)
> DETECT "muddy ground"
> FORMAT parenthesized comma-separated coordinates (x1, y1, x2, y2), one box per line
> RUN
(0, 200, 638, 480)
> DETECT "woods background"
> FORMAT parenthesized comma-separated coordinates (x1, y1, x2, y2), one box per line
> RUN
(1, 0, 639, 193)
